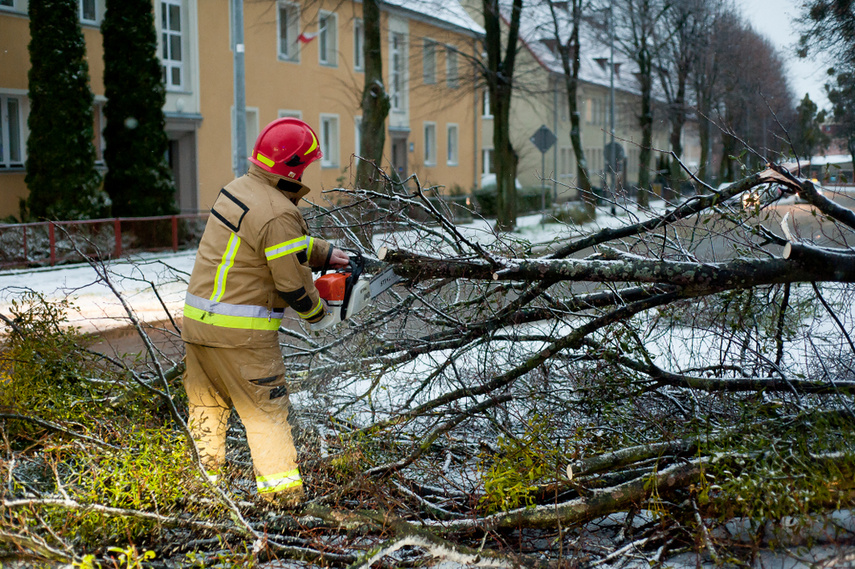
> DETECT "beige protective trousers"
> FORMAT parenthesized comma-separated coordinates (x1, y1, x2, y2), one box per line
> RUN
(183, 343, 302, 496)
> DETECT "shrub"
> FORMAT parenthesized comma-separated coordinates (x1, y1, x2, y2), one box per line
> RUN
(474, 186, 553, 218)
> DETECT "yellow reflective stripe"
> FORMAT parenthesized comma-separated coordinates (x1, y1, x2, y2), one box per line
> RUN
(304, 131, 318, 156)
(298, 298, 324, 320)
(183, 305, 282, 331)
(306, 237, 315, 261)
(264, 236, 308, 260)
(256, 151, 275, 168)
(211, 233, 240, 302)
(257, 468, 302, 493)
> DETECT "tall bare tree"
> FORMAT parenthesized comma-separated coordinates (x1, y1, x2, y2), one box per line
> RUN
(605, 0, 671, 207)
(355, 0, 391, 193)
(656, 0, 707, 199)
(483, 0, 524, 230)
(543, 0, 597, 217)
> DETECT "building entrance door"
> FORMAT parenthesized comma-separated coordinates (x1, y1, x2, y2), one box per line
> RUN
(391, 134, 408, 179)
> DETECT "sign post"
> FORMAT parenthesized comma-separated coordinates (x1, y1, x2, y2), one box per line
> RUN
(530, 125, 557, 216)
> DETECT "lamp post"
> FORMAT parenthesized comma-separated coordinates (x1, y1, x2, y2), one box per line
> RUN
(233, 0, 247, 177)
(608, 0, 616, 215)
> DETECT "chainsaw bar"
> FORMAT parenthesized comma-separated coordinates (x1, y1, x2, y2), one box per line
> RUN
(368, 265, 400, 298)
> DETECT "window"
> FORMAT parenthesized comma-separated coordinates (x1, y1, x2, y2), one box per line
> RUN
(560, 147, 574, 178)
(445, 47, 458, 89)
(0, 95, 24, 168)
(423, 39, 436, 84)
(423, 122, 436, 166)
(278, 1, 300, 63)
(94, 101, 105, 164)
(320, 114, 339, 167)
(80, 0, 96, 23)
(446, 124, 458, 166)
(0, 0, 14, 8)
(232, 107, 259, 171)
(161, 0, 183, 90)
(390, 32, 405, 111)
(353, 19, 364, 71)
(354, 116, 362, 158)
(318, 11, 337, 66)
(482, 148, 494, 175)
(278, 109, 302, 119)
(585, 97, 604, 125)
(482, 90, 491, 118)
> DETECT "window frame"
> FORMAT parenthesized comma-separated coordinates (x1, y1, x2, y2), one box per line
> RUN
(0, 0, 15, 10)
(0, 94, 25, 169)
(482, 90, 492, 118)
(319, 113, 340, 168)
(390, 32, 406, 112)
(353, 19, 364, 71)
(318, 10, 338, 67)
(445, 46, 459, 89)
(482, 148, 494, 176)
(354, 115, 362, 159)
(161, 0, 184, 91)
(79, 0, 97, 24)
(231, 106, 259, 172)
(423, 122, 436, 167)
(422, 39, 436, 85)
(94, 100, 106, 165)
(446, 123, 458, 166)
(277, 0, 301, 63)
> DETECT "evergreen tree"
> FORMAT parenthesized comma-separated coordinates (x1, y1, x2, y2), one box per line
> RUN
(826, 70, 855, 171)
(26, 0, 107, 220)
(102, 0, 176, 217)
(793, 93, 829, 160)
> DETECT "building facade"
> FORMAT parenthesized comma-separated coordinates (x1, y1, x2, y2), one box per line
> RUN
(471, 1, 701, 201)
(0, 0, 484, 219)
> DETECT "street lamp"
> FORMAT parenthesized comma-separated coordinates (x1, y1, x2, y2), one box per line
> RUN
(608, 0, 616, 215)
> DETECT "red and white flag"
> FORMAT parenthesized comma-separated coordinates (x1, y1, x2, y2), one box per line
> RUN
(298, 31, 320, 44)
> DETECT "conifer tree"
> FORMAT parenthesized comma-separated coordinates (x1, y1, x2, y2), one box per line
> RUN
(26, 0, 106, 220)
(102, 0, 176, 217)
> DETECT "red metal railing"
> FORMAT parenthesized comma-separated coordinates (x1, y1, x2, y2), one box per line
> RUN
(0, 213, 209, 269)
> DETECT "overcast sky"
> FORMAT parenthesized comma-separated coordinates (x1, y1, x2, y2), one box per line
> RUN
(736, 0, 832, 108)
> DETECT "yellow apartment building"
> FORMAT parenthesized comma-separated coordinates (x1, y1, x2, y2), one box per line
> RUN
(467, 0, 700, 199)
(0, 0, 484, 219)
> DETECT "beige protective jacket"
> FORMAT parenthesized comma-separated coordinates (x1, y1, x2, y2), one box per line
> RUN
(182, 165, 332, 349)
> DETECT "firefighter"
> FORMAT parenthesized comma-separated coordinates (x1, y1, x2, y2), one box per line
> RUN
(181, 117, 349, 508)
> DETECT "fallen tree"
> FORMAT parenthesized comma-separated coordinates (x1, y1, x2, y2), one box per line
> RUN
(1, 163, 854, 567)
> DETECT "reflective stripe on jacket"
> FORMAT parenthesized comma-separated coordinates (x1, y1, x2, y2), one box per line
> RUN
(182, 165, 332, 348)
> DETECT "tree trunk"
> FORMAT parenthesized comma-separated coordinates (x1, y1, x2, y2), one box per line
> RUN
(697, 104, 711, 185)
(356, 0, 390, 192)
(483, 0, 523, 231)
(353, 0, 390, 249)
(665, 68, 687, 201)
(636, 47, 653, 208)
(558, 0, 595, 218)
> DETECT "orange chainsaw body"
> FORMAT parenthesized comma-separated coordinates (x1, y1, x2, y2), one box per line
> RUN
(315, 272, 349, 306)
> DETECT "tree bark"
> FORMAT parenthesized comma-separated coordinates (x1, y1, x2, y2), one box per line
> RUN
(356, 0, 390, 193)
(484, 0, 523, 231)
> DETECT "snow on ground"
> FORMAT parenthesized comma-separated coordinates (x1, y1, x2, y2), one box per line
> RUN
(0, 249, 196, 333)
(0, 202, 664, 334)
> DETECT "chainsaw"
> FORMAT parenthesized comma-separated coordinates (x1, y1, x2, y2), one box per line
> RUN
(310, 250, 399, 330)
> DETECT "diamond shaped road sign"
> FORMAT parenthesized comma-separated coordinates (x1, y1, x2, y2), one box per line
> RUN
(530, 124, 557, 154)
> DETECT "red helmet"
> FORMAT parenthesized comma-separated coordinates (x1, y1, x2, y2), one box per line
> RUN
(249, 118, 323, 180)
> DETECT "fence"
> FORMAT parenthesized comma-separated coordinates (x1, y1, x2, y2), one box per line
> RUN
(0, 213, 209, 269)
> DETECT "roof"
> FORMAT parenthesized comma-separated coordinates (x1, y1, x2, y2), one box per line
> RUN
(510, 0, 643, 96)
(383, 0, 486, 37)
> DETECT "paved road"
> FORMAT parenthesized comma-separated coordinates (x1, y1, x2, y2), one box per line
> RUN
(665, 187, 855, 263)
